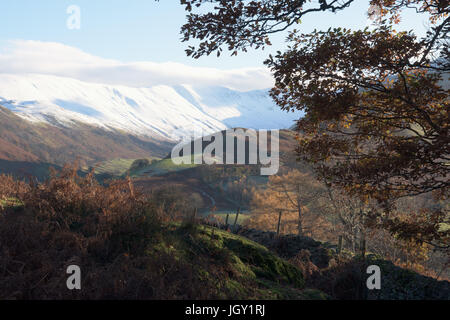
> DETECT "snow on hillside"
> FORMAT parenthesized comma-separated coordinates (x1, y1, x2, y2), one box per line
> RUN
(0, 73, 299, 141)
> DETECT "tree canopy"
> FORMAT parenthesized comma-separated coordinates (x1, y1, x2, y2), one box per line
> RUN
(179, 0, 449, 247)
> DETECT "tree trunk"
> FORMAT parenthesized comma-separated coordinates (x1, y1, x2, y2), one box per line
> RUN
(352, 232, 358, 254)
(337, 235, 343, 254)
(297, 199, 303, 236)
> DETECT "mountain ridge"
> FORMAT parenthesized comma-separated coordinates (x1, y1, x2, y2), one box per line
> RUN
(0, 106, 173, 169)
(0, 73, 299, 142)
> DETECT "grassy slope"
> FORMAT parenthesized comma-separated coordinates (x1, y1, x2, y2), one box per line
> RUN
(132, 129, 300, 178)
(0, 198, 22, 207)
(153, 223, 327, 299)
(0, 196, 326, 299)
(0, 106, 173, 167)
(207, 211, 251, 225)
(239, 229, 450, 300)
(130, 156, 199, 177)
(86, 158, 138, 176)
(1, 199, 446, 300)
(128, 129, 303, 214)
(82, 158, 160, 177)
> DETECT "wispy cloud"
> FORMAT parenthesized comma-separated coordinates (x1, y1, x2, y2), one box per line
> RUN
(0, 40, 274, 91)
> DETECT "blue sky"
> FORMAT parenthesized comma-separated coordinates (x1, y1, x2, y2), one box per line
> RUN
(0, 0, 431, 69)
(0, 1, 433, 91)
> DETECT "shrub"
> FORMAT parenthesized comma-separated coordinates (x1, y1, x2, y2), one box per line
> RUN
(0, 164, 164, 299)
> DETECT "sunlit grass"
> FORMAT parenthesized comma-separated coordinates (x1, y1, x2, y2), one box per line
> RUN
(0, 198, 22, 208)
(207, 211, 251, 225)
(132, 155, 199, 177)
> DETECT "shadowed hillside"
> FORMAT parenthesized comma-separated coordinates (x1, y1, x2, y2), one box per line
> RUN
(1, 166, 447, 300)
(0, 106, 173, 167)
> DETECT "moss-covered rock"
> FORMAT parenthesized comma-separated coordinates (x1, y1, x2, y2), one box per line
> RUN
(365, 255, 450, 300)
(147, 223, 326, 299)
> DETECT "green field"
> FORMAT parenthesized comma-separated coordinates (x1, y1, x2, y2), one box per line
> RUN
(132, 155, 200, 177)
(89, 158, 137, 176)
(82, 157, 161, 177)
(205, 210, 251, 225)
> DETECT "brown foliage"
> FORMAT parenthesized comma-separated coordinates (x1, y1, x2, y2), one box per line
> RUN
(179, 0, 449, 247)
(0, 164, 160, 299)
(289, 249, 320, 279)
(246, 169, 335, 240)
(0, 164, 224, 299)
(247, 171, 448, 279)
(0, 174, 29, 202)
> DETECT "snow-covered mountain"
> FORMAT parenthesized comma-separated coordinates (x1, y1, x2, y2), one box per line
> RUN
(0, 74, 298, 142)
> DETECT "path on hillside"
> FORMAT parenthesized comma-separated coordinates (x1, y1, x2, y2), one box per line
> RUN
(196, 189, 216, 207)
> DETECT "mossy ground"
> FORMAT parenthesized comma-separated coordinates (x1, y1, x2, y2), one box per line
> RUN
(0, 194, 325, 299)
(0, 197, 22, 208)
(148, 222, 328, 299)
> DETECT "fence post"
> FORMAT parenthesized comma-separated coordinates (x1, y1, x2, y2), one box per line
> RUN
(225, 213, 229, 229)
(276, 211, 282, 237)
(233, 207, 240, 232)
